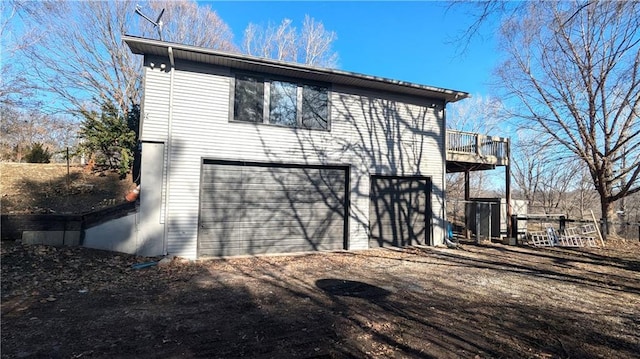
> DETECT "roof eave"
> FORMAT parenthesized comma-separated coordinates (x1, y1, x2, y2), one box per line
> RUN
(122, 34, 470, 103)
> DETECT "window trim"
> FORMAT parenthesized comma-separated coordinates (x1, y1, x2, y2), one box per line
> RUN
(229, 71, 331, 131)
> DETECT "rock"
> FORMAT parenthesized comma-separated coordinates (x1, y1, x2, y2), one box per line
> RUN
(157, 257, 172, 267)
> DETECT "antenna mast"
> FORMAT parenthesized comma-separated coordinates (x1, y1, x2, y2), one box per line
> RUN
(135, 5, 165, 41)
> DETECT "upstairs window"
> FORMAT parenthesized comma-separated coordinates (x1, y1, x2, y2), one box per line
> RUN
(234, 75, 264, 123)
(231, 73, 330, 131)
(302, 85, 329, 130)
(269, 81, 298, 127)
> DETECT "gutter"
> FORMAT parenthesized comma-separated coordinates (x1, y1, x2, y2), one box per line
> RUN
(441, 101, 459, 249)
(162, 46, 175, 255)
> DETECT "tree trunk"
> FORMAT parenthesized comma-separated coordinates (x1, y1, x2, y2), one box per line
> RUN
(600, 199, 616, 239)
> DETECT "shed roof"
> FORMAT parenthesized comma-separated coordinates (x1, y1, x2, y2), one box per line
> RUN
(123, 35, 469, 103)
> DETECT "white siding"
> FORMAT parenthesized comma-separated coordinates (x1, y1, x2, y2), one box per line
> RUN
(141, 66, 171, 142)
(142, 60, 446, 259)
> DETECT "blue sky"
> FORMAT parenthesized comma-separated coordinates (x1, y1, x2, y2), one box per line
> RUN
(210, 1, 499, 97)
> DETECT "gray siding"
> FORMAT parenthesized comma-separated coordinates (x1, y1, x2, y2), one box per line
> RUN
(141, 59, 446, 259)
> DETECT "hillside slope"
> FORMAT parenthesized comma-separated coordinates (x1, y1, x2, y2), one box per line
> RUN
(0, 163, 133, 214)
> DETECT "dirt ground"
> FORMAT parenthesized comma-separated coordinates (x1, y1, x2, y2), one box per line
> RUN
(1, 240, 639, 359)
(0, 163, 132, 214)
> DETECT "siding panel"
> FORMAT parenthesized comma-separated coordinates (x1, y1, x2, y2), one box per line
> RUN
(144, 59, 446, 259)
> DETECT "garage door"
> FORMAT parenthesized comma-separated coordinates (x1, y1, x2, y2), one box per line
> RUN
(369, 176, 430, 248)
(198, 161, 347, 257)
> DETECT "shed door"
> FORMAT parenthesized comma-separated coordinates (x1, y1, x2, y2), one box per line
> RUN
(369, 176, 430, 248)
(198, 162, 347, 257)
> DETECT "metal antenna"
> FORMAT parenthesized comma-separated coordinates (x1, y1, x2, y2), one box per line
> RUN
(135, 4, 165, 41)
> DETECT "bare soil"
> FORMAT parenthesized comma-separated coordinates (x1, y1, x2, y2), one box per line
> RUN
(2, 241, 639, 358)
(0, 163, 132, 214)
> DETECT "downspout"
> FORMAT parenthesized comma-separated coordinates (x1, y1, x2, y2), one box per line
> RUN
(442, 101, 458, 249)
(163, 46, 175, 255)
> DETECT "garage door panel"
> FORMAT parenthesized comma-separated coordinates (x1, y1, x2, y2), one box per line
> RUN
(198, 163, 346, 257)
(199, 202, 344, 217)
(202, 182, 344, 193)
(199, 228, 343, 253)
(200, 218, 343, 235)
(200, 208, 339, 222)
(246, 237, 343, 250)
(369, 177, 430, 248)
(200, 217, 343, 230)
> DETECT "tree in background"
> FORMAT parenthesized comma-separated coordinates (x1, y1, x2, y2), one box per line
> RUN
(145, 0, 235, 51)
(78, 103, 137, 177)
(566, 166, 600, 219)
(17, 1, 338, 116)
(511, 131, 585, 215)
(446, 95, 504, 200)
(0, 107, 76, 162)
(19, 1, 140, 115)
(496, 1, 640, 236)
(24, 143, 51, 163)
(243, 15, 338, 67)
(18, 0, 237, 116)
(0, 0, 40, 109)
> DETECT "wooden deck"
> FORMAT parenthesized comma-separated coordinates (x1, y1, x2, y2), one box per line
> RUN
(446, 130, 509, 173)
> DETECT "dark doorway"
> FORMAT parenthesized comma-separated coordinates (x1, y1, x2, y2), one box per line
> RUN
(369, 176, 431, 248)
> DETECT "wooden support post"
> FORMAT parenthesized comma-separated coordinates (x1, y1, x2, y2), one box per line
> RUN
(591, 210, 605, 247)
(505, 139, 512, 238)
(464, 170, 470, 201)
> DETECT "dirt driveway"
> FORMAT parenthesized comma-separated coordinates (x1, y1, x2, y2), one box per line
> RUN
(2, 241, 639, 358)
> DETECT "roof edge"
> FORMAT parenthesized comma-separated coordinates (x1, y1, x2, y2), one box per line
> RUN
(122, 34, 470, 103)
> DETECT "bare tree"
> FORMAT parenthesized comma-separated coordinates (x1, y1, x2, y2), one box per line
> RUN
(18, 0, 236, 115)
(496, 1, 640, 236)
(0, 107, 75, 162)
(510, 133, 545, 207)
(0, 0, 42, 108)
(445, 1, 528, 57)
(243, 19, 297, 61)
(242, 15, 338, 67)
(19, 1, 141, 114)
(299, 15, 338, 67)
(447, 94, 502, 133)
(564, 166, 599, 219)
(144, 0, 236, 51)
(446, 95, 504, 200)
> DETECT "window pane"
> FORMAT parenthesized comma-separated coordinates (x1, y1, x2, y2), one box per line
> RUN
(302, 85, 329, 130)
(234, 75, 263, 123)
(269, 81, 297, 127)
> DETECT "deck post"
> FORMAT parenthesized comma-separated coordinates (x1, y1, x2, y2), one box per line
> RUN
(505, 138, 512, 238)
(465, 170, 471, 239)
(464, 170, 470, 202)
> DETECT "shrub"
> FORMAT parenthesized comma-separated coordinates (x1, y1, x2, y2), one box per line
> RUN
(24, 143, 51, 163)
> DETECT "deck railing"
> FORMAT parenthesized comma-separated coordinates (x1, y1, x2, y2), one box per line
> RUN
(447, 130, 509, 161)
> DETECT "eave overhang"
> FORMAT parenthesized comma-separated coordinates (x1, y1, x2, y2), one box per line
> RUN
(123, 35, 470, 104)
